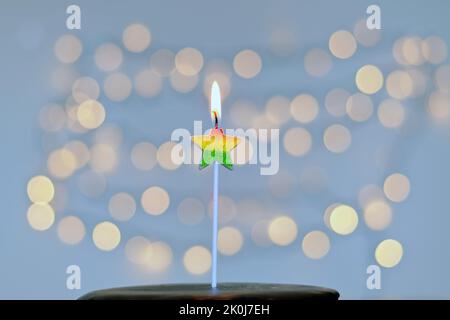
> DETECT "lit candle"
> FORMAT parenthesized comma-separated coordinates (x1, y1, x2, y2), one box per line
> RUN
(192, 81, 240, 288)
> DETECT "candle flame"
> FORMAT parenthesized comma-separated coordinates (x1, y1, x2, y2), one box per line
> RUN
(210, 81, 221, 127)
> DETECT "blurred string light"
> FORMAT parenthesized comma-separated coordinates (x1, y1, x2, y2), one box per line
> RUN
(183, 246, 211, 275)
(375, 239, 403, 268)
(268, 215, 298, 246)
(329, 205, 358, 235)
(109, 192, 136, 221)
(104, 72, 132, 102)
(141, 186, 170, 215)
(346, 93, 373, 122)
(54, 34, 82, 64)
(57, 216, 86, 245)
(329, 30, 357, 59)
(323, 124, 351, 153)
(122, 23, 152, 53)
(290, 94, 319, 123)
(92, 221, 121, 251)
(378, 99, 405, 128)
(125, 237, 173, 273)
(283, 127, 312, 156)
(27, 203, 55, 231)
(302, 231, 330, 259)
(218, 226, 244, 256)
(95, 43, 123, 72)
(355, 65, 384, 95)
(383, 173, 410, 203)
(325, 88, 350, 118)
(27, 175, 54, 203)
(233, 49, 262, 79)
(29, 18, 450, 274)
(265, 95, 290, 125)
(134, 69, 162, 98)
(131, 142, 157, 171)
(363, 200, 392, 231)
(304, 48, 332, 77)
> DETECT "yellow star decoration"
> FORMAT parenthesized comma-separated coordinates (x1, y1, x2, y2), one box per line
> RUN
(191, 129, 240, 170)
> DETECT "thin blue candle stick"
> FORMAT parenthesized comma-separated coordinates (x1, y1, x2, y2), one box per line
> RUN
(211, 161, 219, 288)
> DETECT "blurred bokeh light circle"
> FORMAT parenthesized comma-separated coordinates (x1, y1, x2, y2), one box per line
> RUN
(290, 94, 319, 123)
(329, 30, 357, 59)
(157, 141, 182, 170)
(304, 48, 332, 77)
(57, 216, 85, 245)
(27, 203, 55, 231)
(89, 144, 118, 173)
(268, 215, 298, 246)
(355, 65, 383, 95)
(104, 72, 132, 102)
(54, 34, 82, 64)
(92, 221, 121, 251)
(109, 192, 136, 221)
(428, 91, 450, 121)
(386, 70, 413, 100)
(421, 36, 447, 64)
(122, 23, 152, 53)
(323, 124, 351, 153)
(353, 19, 381, 47)
(375, 239, 403, 268)
(383, 173, 410, 203)
(325, 88, 350, 117)
(283, 127, 312, 157)
(77, 99, 105, 129)
(47, 148, 77, 179)
(364, 200, 392, 231)
(150, 49, 175, 77)
(378, 99, 405, 128)
(218, 226, 244, 256)
(175, 47, 204, 76)
(27, 175, 54, 204)
(346, 93, 373, 122)
(265, 95, 291, 125)
(65, 140, 90, 170)
(183, 246, 211, 275)
(144, 241, 173, 272)
(302, 230, 330, 259)
(125, 236, 152, 265)
(134, 69, 162, 98)
(233, 49, 262, 79)
(170, 71, 199, 93)
(141, 186, 170, 215)
(329, 204, 358, 235)
(94, 43, 123, 72)
(131, 142, 157, 171)
(72, 76, 100, 103)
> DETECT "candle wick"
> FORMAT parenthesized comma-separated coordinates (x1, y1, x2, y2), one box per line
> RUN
(213, 111, 219, 129)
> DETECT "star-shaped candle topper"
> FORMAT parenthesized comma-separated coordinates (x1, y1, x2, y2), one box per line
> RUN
(192, 82, 240, 170)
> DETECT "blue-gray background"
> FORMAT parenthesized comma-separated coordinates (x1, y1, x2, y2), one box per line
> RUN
(1, 0, 450, 299)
